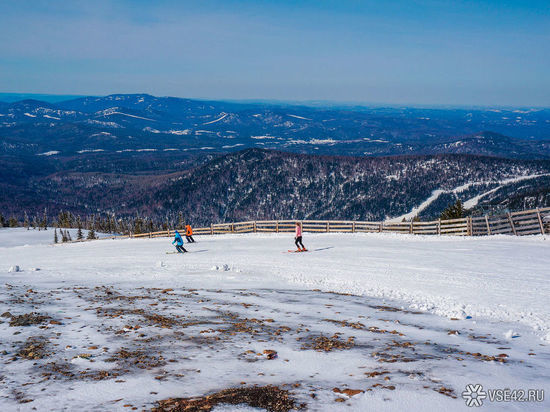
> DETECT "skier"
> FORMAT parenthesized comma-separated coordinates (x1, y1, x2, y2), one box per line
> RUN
(294, 222, 307, 252)
(185, 224, 195, 243)
(172, 230, 187, 253)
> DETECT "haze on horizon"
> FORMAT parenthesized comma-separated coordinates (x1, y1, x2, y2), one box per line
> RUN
(1, 0, 549, 107)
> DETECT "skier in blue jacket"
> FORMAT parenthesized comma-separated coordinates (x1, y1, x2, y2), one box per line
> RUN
(172, 230, 187, 253)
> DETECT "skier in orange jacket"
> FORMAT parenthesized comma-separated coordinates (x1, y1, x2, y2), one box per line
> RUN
(185, 224, 195, 243)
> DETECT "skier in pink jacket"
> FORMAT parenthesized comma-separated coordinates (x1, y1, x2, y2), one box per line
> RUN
(294, 222, 307, 251)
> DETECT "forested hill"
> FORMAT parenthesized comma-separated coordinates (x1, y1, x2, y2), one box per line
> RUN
(2, 148, 549, 224)
(134, 149, 550, 224)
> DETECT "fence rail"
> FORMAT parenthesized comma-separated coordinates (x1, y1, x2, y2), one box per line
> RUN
(128, 207, 550, 239)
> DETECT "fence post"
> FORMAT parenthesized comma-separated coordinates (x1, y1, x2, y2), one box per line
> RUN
(437, 219, 441, 235)
(352, 221, 356, 233)
(536, 208, 545, 234)
(210, 224, 213, 235)
(276, 221, 279, 233)
(485, 215, 491, 235)
(467, 217, 472, 236)
(379, 222, 383, 233)
(326, 222, 329, 232)
(409, 221, 413, 234)
(253, 221, 257, 233)
(507, 213, 517, 236)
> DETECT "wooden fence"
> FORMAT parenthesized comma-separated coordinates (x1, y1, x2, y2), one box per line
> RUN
(129, 207, 550, 239)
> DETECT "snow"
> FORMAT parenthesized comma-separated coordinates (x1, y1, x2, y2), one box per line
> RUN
(287, 114, 312, 120)
(77, 149, 105, 153)
(250, 135, 276, 139)
(0, 228, 109, 248)
(287, 138, 337, 145)
(43, 115, 61, 120)
(203, 113, 228, 125)
(463, 174, 550, 209)
(391, 174, 550, 221)
(143, 127, 160, 133)
(24, 112, 36, 118)
(98, 109, 156, 122)
(37, 151, 60, 156)
(1, 230, 549, 410)
(167, 129, 191, 135)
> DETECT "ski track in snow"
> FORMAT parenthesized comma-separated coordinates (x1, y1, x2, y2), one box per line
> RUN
(463, 174, 550, 209)
(391, 174, 550, 221)
(203, 112, 228, 125)
(98, 111, 156, 122)
(287, 114, 312, 120)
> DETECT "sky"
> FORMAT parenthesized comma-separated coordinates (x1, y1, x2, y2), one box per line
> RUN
(1, 0, 549, 107)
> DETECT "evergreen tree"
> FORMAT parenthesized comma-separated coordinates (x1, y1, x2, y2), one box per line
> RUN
(134, 217, 143, 234)
(42, 209, 48, 230)
(87, 227, 96, 240)
(54, 229, 58, 244)
(440, 199, 464, 220)
(87, 216, 97, 240)
(24, 212, 30, 230)
(67, 231, 72, 242)
(8, 216, 18, 227)
(62, 230, 68, 242)
(77, 216, 83, 240)
(0, 214, 5, 227)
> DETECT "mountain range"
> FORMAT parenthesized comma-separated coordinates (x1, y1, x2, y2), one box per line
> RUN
(1, 94, 549, 223)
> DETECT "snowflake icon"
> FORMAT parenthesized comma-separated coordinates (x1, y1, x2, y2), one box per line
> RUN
(462, 384, 487, 407)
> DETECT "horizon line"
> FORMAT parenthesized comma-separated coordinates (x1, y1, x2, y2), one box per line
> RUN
(1, 91, 549, 111)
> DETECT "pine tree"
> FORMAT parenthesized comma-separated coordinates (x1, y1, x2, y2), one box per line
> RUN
(87, 216, 97, 240)
(8, 217, 18, 227)
(440, 199, 464, 220)
(67, 231, 72, 242)
(77, 216, 83, 240)
(62, 230, 68, 242)
(42, 209, 48, 230)
(87, 227, 96, 240)
(54, 229, 58, 244)
(24, 212, 30, 230)
(0, 214, 5, 227)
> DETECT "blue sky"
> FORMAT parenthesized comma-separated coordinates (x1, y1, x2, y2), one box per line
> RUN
(1, 0, 549, 106)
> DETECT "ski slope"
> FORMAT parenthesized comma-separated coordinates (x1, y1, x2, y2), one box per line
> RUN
(391, 174, 550, 221)
(203, 112, 228, 125)
(1, 229, 549, 411)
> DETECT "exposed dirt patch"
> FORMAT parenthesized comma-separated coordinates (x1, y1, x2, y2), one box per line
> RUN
(106, 348, 166, 369)
(9, 312, 50, 327)
(17, 336, 49, 360)
(301, 334, 355, 352)
(153, 385, 299, 412)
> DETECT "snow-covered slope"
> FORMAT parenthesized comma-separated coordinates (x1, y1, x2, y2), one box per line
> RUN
(1, 230, 548, 410)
